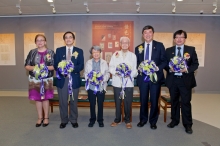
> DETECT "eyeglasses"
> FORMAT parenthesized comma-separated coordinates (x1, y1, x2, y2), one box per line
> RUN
(121, 42, 129, 45)
(65, 36, 73, 39)
(175, 37, 185, 39)
(36, 40, 45, 42)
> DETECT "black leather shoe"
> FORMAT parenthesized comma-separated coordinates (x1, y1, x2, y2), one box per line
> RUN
(36, 118, 43, 127)
(137, 121, 147, 127)
(71, 122, 79, 128)
(60, 123, 67, 129)
(185, 126, 193, 134)
(150, 124, 157, 130)
(42, 118, 49, 127)
(99, 122, 104, 127)
(167, 121, 179, 128)
(88, 122, 94, 127)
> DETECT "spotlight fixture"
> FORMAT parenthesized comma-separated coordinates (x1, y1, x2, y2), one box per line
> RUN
(136, 1, 140, 13)
(172, 2, 176, 14)
(213, 2, 217, 14)
(50, 3, 56, 14)
(47, 0, 53, 2)
(16, 4, 22, 15)
(84, 2, 90, 13)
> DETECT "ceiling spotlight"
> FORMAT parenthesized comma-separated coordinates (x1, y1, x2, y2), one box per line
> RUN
(84, 2, 90, 13)
(18, 9, 22, 15)
(47, 0, 53, 2)
(136, 1, 140, 13)
(16, 4, 22, 15)
(172, 2, 176, 14)
(50, 3, 56, 14)
(177, 0, 183, 1)
(52, 7, 56, 14)
(213, 2, 217, 14)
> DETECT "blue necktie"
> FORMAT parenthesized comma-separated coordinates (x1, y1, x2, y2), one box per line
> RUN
(145, 44, 150, 60)
(177, 47, 181, 57)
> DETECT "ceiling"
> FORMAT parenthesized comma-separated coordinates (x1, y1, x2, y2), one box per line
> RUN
(0, 0, 219, 16)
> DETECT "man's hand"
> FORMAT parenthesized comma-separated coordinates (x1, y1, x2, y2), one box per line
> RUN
(180, 68, 187, 73)
(169, 68, 175, 72)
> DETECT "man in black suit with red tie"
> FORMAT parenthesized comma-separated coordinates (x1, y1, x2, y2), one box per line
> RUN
(135, 25, 167, 129)
(165, 30, 199, 134)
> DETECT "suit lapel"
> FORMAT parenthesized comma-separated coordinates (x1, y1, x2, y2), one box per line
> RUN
(151, 40, 157, 59)
(138, 43, 145, 62)
(183, 45, 189, 57)
(171, 46, 176, 58)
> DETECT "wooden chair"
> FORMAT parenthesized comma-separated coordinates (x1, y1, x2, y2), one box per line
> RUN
(159, 95, 171, 122)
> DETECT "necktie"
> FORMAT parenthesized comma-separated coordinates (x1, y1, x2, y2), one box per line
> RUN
(67, 48, 71, 60)
(177, 47, 181, 57)
(145, 44, 150, 60)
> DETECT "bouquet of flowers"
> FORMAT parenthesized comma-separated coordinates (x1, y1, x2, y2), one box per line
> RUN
(115, 63, 132, 99)
(85, 71, 104, 94)
(169, 56, 188, 72)
(138, 60, 158, 83)
(56, 60, 74, 99)
(33, 64, 49, 99)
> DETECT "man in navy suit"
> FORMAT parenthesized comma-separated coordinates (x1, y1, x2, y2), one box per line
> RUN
(135, 25, 166, 129)
(165, 30, 199, 134)
(54, 31, 84, 129)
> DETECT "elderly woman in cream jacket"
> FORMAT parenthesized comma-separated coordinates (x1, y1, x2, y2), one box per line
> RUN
(84, 46, 110, 128)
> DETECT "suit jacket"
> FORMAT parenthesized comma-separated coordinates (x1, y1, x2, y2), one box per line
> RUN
(165, 45, 199, 89)
(54, 46, 84, 89)
(135, 40, 167, 85)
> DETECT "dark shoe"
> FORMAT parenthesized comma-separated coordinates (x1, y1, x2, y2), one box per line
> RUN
(167, 121, 179, 128)
(71, 122, 79, 128)
(36, 118, 43, 127)
(99, 122, 104, 128)
(150, 124, 157, 130)
(88, 122, 95, 127)
(60, 123, 67, 129)
(185, 126, 193, 134)
(137, 121, 147, 127)
(42, 118, 49, 127)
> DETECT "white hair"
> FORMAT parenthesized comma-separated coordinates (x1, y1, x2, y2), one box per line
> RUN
(90, 45, 102, 54)
(120, 36, 130, 43)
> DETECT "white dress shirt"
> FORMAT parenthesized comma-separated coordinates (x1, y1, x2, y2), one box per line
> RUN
(109, 50, 138, 88)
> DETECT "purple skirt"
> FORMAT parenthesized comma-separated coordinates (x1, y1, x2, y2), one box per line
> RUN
(28, 76, 54, 101)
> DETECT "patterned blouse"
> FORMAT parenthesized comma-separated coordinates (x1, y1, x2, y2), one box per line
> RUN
(25, 48, 55, 78)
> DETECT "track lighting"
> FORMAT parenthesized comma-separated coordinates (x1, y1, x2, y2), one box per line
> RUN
(172, 2, 176, 14)
(84, 2, 90, 13)
(50, 3, 56, 14)
(213, 2, 217, 14)
(136, 1, 140, 13)
(16, 4, 22, 15)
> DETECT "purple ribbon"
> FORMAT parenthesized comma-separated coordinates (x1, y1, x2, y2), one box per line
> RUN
(86, 71, 104, 94)
(34, 64, 49, 99)
(115, 63, 132, 99)
(169, 57, 188, 72)
(56, 61, 74, 98)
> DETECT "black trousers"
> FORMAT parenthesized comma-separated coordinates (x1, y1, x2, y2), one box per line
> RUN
(113, 87, 133, 123)
(87, 89, 105, 123)
(169, 77, 193, 127)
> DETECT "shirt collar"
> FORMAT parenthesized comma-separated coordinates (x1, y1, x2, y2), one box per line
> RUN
(145, 41, 153, 48)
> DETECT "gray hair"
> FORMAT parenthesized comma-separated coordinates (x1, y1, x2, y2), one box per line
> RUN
(120, 36, 130, 43)
(90, 45, 102, 54)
